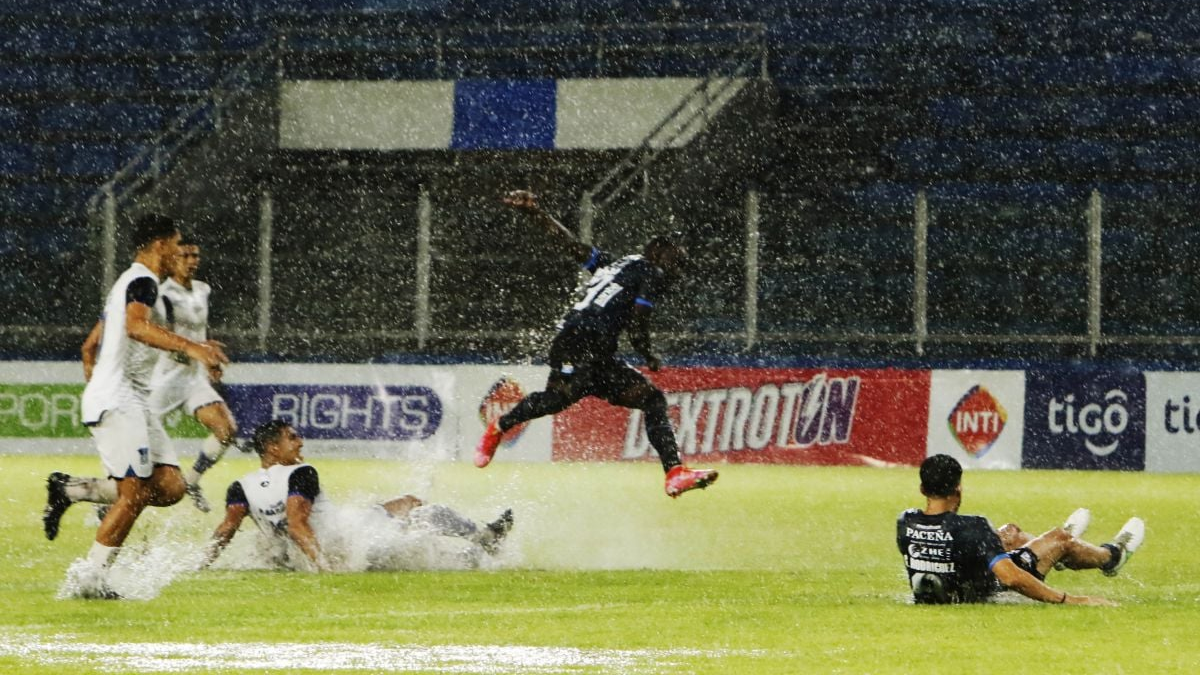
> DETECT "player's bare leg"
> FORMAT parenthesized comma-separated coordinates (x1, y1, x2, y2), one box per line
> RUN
(183, 402, 240, 512)
(43, 473, 118, 540)
(74, 465, 185, 599)
(95, 465, 185, 547)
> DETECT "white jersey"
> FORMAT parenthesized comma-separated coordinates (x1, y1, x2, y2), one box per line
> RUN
(162, 277, 210, 342)
(150, 278, 211, 386)
(234, 463, 329, 538)
(81, 262, 168, 424)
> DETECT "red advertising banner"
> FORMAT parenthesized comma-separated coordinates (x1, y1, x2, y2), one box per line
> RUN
(553, 367, 931, 466)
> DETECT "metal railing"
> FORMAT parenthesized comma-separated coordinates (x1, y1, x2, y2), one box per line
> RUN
(582, 22, 765, 208)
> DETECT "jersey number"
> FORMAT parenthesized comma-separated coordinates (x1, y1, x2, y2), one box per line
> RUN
(910, 572, 950, 603)
(573, 270, 624, 311)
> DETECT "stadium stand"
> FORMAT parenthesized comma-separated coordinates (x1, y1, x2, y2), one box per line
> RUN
(2, 0, 1199, 359)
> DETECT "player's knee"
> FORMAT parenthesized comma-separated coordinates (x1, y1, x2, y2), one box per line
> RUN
(151, 468, 187, 506)
(1047, 527, 1073, 545)
(640, 388, 668, 413)
(216, 422, 238, 445)
(996, 523, 1022, 549)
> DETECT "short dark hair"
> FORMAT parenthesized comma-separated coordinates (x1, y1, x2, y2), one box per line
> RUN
(178, 233, 199, 247)
(250, 419, 292, 456)
(644, 231, 683, 255)
(920, 454, 962, 498)
(130, 213, 178, 250)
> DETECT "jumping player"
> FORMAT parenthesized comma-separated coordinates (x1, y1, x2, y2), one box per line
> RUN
(143, 238, 242, 512)
(205, 420, 514, 571)
(474, 190, 718, 498)
(897, 454, 1145, 606)
(45, 213, 228, 598)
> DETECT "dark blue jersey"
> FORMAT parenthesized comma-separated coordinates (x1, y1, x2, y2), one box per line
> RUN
(896, 509, 1008, 604)
(558, 248, 667, 354)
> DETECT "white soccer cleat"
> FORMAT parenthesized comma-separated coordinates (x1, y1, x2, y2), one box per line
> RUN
(1062, 507, 1091, 539)
(1103, 517, 1146, 577)
(1054, 507, 1091, 571)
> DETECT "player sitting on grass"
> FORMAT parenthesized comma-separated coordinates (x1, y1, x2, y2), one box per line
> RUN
(205, 420, 514, 571)
(475, 190, 717, 499)
(897, 454, 1145, 606)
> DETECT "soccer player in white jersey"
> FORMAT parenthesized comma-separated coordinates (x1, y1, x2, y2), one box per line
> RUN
(144, 238, 242, 512)
(43, 214, 228, 599)
(63, 240, 240, 518)
(204, 420, 514, 571)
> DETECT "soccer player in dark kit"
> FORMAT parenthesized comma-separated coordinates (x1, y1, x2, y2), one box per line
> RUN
(897, 454, 1145, 606)
(474, 189, 718, 498)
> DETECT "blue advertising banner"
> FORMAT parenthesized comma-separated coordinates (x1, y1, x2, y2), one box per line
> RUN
(1021, 369, 1145, 471)
(224, 384, 443, 441)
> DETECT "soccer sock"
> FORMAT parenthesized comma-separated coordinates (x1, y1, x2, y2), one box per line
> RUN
(87, 541, 120, 569)
(409, 504, 478, 539)
(642, 391, 683, 473)
(186, 434, 230, 484)
(1100, 543, 1121, 571)
(64, 476, 118, 504)
(499, 390, 572, 431)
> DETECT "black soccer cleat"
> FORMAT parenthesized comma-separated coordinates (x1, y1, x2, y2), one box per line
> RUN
(186, 482, 212, 513)
(480, 509, 515, 555)
(43, 472, 73, 541)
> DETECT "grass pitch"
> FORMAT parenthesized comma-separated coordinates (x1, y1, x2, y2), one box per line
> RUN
(0, 454, 1197, 674)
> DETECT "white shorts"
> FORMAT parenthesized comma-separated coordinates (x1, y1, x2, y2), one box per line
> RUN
(148, 368, 224, 417)
(88, 407, 178, 479)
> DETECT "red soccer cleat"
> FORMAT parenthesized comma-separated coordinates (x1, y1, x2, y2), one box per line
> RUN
(664, 465, 719, 498)
(474, 419, 507, 468)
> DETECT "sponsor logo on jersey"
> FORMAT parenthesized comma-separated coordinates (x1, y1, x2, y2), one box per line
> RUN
(479, 374, 529, 447)
(947, 385, 1007, 458)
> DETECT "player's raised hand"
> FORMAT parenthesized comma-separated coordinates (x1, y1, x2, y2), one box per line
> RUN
(502, 190, 539, 211)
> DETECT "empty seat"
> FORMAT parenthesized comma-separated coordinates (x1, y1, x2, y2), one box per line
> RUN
(55, 143, 121, 177)
(154, 63, 215, 92)
(97, 103, 165, 134)
(0, 144, 39, 175)
(0, 106, 25, 132)
(38, 104, 100, 131)
(0, 183, 56, 214)
(77, 64, 141, 93)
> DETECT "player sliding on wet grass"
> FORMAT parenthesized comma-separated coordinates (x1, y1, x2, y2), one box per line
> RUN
(898, 454, 1145, 606)
(475, 190, 718, 498)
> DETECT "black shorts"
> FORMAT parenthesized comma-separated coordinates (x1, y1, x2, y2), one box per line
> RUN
(546, 328, 651, 404)
(1008, 547, 1044, 580)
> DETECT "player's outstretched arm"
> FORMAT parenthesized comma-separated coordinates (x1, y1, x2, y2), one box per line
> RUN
(286, 495, 329, 572)
(502, 190, 593, 264)
(992, 557, 1116, 606)
(204, 502, 248, 568)
(81, 320, 103, 381)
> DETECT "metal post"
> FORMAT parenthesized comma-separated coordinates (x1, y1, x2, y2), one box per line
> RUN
(101, 183, 117, 299)
(744, 189, 760, 350)
(913, 189, 929, 356)
(415, 187, 433, 349)
(1087, 189, 1103, 356)
(578, 190, 595, 244)
(256, 190, 273, 352)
